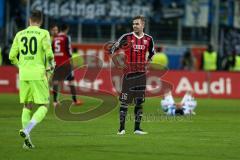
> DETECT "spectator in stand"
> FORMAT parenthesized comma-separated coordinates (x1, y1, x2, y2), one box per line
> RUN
(2, 40, 13, 65)
(228, 50, 240, 71)
(153, 47, 168, 70)
(180, 48, 196, 71)
(201, 44, 218, 71)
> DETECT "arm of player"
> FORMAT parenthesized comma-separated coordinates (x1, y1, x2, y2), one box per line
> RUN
(43, 32, 55, 71)
(147, 38, 155, 62)
(110, 41, 120, 55)
(66, 36, 74, 66)
(110, 35, 128, 69)
(9, 34, 19, 66)
(110, 34, 129, 55)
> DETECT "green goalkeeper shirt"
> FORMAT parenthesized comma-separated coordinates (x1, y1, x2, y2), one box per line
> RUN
(9, 26, 54, 80)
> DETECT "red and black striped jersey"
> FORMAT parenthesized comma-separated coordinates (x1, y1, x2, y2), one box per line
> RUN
(111, 32, 155, 73)
(52, 33, 72, 66)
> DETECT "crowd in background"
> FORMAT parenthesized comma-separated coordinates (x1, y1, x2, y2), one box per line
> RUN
(0, 0, 240, 72)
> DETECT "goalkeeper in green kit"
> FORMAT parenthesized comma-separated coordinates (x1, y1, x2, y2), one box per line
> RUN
(9, 10, 55, 149)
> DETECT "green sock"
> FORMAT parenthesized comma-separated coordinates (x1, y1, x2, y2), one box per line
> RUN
(31, 106, 48, 123)
(21, 108, 31, 129)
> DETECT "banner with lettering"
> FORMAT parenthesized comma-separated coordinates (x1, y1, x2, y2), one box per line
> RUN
(1, 66, 240, 99)
(29, 0, 189, 24)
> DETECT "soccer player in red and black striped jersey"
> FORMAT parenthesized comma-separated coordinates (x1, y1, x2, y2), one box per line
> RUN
(110, 16, 155, 135)
(52, 24, 82, 107)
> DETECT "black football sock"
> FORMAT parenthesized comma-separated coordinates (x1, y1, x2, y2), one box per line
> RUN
(70, 85, 77, 102)
(119, 102, 128, 131)
(53, 84, 59, 102)
(134, 105, 143, 131)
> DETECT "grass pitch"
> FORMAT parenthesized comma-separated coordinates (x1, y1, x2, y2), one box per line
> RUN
(0, 94, 240, 160)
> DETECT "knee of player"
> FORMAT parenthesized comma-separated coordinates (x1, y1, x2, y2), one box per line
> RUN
(134, 97, 144, 105)
(37, 104, 49, 109)
(24, 103, 34, 110)
(165, 106, 175, 115)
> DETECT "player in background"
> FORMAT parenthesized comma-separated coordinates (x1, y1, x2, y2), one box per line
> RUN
(45, 24, 59, 81)
(49, 24, 59, 41)
(52, 24, 82, 107)
(9, 10, 55, 149)
(161, 90, 197, 116)
(110, 16, 155, 135)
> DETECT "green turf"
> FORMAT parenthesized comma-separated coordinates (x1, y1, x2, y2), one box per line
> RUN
(0, 94, 240, 160)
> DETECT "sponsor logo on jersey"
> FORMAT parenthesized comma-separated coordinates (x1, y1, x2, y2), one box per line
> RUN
(133, 45, 145, 50)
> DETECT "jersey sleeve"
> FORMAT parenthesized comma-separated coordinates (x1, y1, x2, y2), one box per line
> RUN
(9, 33, 19, 65)
(147, 38, 155, 61)
(110, 34, 127, 54)
(42, 31, 55, 68)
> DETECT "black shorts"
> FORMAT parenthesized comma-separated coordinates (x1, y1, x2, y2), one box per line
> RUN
(52, 64, 74, 81)
(119, 72, 146, 104)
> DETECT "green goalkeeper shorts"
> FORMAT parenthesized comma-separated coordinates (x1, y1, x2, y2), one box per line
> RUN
(19, 78, 50, 104)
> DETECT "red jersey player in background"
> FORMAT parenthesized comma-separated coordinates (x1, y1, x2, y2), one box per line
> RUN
(49, 24, 59, 41)
(52, 24, 82, 107)
(110, 16, 155, 135)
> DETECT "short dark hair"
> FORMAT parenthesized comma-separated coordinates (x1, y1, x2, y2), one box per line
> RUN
(60, 24, 69, 32)
(49, 23, 58, 30)
(132, 15, 145, 23)
(30, 10, 43, 23)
